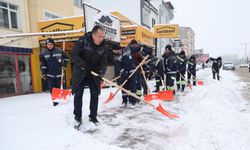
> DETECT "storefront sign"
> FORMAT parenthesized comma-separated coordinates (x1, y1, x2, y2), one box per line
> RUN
(84, 3, 120, 42)
(37, 16, 84, 40)
(120, 26, 153, 47)
(154, 24, 179, 38)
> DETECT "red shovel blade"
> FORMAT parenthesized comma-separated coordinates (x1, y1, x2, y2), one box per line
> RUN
(144, 93, 159, 102)
(52, 88, 71, 100)
(156, 103, 179, 118)
(197, 80, 204, 86)
(158, 90, 174, 101)
(104, 92, 115, 104)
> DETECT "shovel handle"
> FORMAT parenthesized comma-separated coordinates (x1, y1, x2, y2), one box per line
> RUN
(60, 41, 66, 89)
(140, 66, 151, 93)
(91, 71, 178, 119)
(113, 55, 150, 97)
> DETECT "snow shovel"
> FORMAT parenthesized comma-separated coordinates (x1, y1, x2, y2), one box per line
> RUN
(159, 75, 175, 101)
(179, 72, 193, 90)
(186, 70, 204, 86)
(92, 71, 179, 119)
(140, 66, 174, 102)
(144, 90, 174, 102)
(104, 55, 149, 104)
(51, 68, 71, 101)
(101, 75, 121, 89)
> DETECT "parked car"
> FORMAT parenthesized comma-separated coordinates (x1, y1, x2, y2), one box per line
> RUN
(239, 63, 249, 68)
(223, 62, 235, 70)
(249, 63, 250, 72)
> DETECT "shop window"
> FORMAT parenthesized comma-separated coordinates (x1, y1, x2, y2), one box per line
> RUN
(0, 54, 32, 97)
(44, 11, 61, 20)
(18, 55, 32, 94)
(152, 18, 155, 28)
(0, 54, 17, 96)
(0, 1, 19, 29)
(74, 0, 83, 8)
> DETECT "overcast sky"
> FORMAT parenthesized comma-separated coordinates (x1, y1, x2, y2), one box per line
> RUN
(170, 0, 250, 58)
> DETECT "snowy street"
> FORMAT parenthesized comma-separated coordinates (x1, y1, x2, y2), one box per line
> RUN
(0, 68, 250, 150)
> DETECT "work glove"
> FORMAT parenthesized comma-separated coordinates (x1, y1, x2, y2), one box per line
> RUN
(62, 66, 66, 71)
(41, 74, 47, 80)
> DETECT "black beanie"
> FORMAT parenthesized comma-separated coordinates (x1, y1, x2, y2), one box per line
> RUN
(217, 57, 222, 60)
(111, 43, 122, 50)
(165, 44, 172, 50)
(180, 50, 185, 56)
(46, 38, 54, 44)
(129, 39, 138, 45)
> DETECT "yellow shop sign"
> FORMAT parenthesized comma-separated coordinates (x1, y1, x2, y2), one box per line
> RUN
(37, 16, 84, 40)
(154, 24, 179, 38)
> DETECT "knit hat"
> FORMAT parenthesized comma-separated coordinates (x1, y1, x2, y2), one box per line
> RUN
(165, 44, 172, 50)
(217, 57, 222, 60)
(111, 43, 122, 50)
(180, 50, 186, 56)
(190, 55, 196, 61)
(129, 39, 138, 45)
(46, 38, 54, 45)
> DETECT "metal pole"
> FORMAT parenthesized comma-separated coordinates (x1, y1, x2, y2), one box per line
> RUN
(155, 38, 158, 56)
(240, 43, 250, 63)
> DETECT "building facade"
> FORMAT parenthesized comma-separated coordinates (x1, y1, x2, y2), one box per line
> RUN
(0, 0, 83, 97)
(150, 0, 174, 57)
(179, 27, 195, 56)
(0, 0, 176, 97)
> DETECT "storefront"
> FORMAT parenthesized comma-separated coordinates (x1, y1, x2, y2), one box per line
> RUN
(0, 46, 33, 97)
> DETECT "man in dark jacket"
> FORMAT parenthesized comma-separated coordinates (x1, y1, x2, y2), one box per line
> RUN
(147, 55, 164, 92)
(71, 25, 108, 125)
(176, 51, 187, 92)
(162, 44, 177, 92)
(118, 40, 140, 107)
(206, 57, 222, 80)
(111, 43, 123, 78)
(187, 55, 197, 86)
(40, 38, 69, 106)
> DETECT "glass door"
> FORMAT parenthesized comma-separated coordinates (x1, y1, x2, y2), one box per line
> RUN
(0, 54, 17, 97)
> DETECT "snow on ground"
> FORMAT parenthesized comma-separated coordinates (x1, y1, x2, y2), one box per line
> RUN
(0, 68, 250, 150)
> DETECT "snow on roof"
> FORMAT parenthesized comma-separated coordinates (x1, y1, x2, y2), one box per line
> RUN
(121, 25, 139, 28)
(39, 15, 83, 22)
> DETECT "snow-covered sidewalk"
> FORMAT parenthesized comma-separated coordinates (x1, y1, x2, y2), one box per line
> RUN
(0, 69, 250, 150)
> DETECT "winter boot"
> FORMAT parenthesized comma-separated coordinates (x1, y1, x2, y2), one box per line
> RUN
(53, 102, 59, 106)
(74, 116, 82, 130)
(89, 116, 99, 125)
